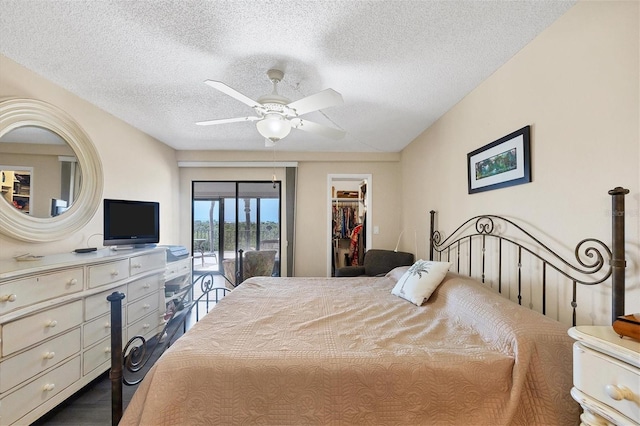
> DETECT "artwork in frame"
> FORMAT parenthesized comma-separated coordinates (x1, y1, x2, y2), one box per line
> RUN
(467, 125, 531, 194)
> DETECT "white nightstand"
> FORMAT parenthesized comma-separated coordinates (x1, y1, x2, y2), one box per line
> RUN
(569, 326, 640, 426)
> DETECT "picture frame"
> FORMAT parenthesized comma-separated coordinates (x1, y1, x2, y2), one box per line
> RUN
(467, 125, 531, 194)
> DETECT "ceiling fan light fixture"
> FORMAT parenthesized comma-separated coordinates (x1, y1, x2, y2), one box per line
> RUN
(198, 69, 345, 143)
(256, 113, 291, 142)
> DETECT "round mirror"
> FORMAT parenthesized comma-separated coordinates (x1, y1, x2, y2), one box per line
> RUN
(1, 125, 79, 218)
(0, 98, 103, 242)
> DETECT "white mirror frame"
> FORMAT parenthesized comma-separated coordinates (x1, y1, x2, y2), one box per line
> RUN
(0, 98, 103, 242)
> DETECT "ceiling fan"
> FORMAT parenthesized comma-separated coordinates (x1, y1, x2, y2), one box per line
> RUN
(196, 69, 345, 145)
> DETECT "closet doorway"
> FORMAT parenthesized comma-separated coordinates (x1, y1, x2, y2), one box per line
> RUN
(327, 174, 372, 276)
(192, 181, 281, 281)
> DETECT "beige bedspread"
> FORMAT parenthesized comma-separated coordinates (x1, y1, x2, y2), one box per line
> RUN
(121, 272, 579, 425)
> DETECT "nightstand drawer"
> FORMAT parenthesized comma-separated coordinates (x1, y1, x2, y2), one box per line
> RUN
(574, 342, 640, 422)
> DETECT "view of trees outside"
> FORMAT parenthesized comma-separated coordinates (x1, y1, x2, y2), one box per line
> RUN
(193, 198, 279, 259)
(193, 219, 279, 252)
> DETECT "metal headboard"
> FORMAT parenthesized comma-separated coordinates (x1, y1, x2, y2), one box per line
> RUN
(429, 187, 628, 326)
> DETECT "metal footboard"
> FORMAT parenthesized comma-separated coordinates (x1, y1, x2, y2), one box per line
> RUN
(107, 271, 232, 425)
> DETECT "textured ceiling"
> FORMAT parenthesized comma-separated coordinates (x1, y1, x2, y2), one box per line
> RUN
(0, 0, 576, 153)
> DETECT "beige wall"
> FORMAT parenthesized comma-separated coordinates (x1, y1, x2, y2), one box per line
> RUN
(0, 55, 180, 257)
(176, 151, 401, 277)
(296, 160, 401, 276)
(400, 0, 639, 325)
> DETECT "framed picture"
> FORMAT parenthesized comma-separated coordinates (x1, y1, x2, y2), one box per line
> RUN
(467, 125, 531, 194)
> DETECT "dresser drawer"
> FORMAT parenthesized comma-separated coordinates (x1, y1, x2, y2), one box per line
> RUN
(0, 268, 82, 315)
(127, 312, 161, 342)
(130, 252, 165, 277)
(0, 328, 81, 393)
(574, 342, 640, 422)
(128, 274, 163, 302)
(2, 300, 83, 356)
(88, 259, 129, 288)
(83, 338, 112, 375)
(84, 311, 124, 349)
(84, 285, 126, 321)
(165, 258, 191, 281)
(127, 292, 160, 325)
(0, 355, 81, 426)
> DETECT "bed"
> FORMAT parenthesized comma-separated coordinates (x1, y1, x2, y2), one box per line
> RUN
(113, 187, 629, 425)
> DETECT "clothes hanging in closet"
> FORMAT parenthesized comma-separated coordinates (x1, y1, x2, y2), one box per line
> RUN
(333, 203, 357, 239)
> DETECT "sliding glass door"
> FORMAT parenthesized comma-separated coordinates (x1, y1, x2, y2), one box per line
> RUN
(192, 181, 281, 280)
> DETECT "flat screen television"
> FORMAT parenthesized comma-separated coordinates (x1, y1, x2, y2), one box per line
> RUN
(103, 199, 159, 249)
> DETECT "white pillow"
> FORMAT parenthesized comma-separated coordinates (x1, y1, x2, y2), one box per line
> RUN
(385, 266, 410, 282)
(391, 260, 452, 306)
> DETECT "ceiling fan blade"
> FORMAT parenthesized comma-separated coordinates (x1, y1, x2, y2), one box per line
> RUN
(287, 88, 343, 116)
(196, 116, 261, 126)
(204, 80, 260, 109)
(291, 118, 346, 139)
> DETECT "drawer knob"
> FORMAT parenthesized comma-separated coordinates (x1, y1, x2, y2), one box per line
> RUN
(605, 384, 636, 402)
(143, 283, 151, 289)
(143, 303, 150, 309)
(105, 322, 111, 329)
(68, 278, 78, 286)
(46, 320, 58, 328)
(43, 351, 56, 359)
(0, 294, 17, 302)
(143, 323, 150, 329)
(42, 383, 56, 392)
(133, 263, 142, 269)
(111, 270, 119, 276)
(104, 347, 111, 353)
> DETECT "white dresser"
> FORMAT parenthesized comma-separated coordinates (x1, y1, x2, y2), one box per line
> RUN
(0, 247, 166, 425)
(569, 325, 640, 426)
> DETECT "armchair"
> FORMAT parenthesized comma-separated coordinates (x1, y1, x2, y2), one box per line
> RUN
(222, 250, 277, 286)
(334, 249, 414, 277)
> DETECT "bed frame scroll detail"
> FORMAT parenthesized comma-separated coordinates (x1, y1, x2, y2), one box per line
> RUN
(429, 187, 628, 326)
